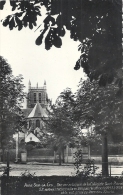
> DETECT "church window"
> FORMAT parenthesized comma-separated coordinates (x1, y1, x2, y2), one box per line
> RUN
(29, 120, 32, 128)
(39, 93, 41, 103)
(42, 92, 45, 102)
(34, 93, 36, 103)
(36, 120, 40, 128)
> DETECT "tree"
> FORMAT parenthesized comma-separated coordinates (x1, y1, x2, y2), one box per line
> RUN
(75, 78, 123, 176)
(46, 88, 78, 165)
(0, 56, 26, 161)
(0, 0, 122, 86)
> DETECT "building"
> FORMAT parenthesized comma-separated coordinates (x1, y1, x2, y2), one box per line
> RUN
(24, 81, 48, 126)
(27, 80, 48, 108)
(20, 81, 49, 143)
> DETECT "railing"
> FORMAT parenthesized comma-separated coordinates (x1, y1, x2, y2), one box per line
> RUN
(108, 163, 123, 177)
(29, 87, 45, 89)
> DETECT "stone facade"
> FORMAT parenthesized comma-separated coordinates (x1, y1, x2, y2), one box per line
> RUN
(27, 80, 48, 108)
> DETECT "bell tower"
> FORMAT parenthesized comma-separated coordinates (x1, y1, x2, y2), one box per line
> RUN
(27, 81, 48, 108)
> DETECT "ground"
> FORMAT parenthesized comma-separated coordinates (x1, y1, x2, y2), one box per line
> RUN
(0, 163, 122, 195)
(0, 162, 123, 177)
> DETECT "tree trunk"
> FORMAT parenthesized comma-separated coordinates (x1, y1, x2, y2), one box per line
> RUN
(102, 133, 108, 176)
(0, 126, 1, 162)
(54, 151, 56, 163)
(59, 150, 62, 165)
(2, 148, 5, 163)
(88, 144, 90, 159)
(62, 147, 64, 163)
(66, 145, 69, 163)
(0, 75, 2, 162)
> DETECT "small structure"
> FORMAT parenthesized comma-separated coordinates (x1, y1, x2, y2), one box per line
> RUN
(25, 132, 40, 143)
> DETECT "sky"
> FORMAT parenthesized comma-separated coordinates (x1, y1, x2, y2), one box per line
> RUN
(0, 2, 86, 108)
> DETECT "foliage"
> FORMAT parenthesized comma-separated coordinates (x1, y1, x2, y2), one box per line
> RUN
(26, 142, 36, 151)
(47, 88, 76, 135)
(0, 0, 122, 86)
(75, 78, 123, 138)
(74, 149, 99, 177)
(45, 88, 78, 164)
(74, 78, 123, 176)
(0, 56, 26, 150)
(20, 170, 36, 177)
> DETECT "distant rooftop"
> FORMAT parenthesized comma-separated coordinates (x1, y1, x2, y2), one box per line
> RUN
(28, 101, 48, 118)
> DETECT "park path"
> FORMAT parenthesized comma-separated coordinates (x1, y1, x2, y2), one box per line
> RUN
(0, 163, 123, 176)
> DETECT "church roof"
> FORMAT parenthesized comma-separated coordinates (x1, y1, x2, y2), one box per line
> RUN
(22, 108, 33, 118)
(28, 102, 48, 118)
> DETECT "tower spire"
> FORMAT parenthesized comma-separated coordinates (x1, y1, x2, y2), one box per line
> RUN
(44, 80, 46, 89)
(28, 80, 31, 89)
(44, 80, 46, 85)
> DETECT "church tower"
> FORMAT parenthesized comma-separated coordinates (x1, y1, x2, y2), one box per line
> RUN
(28, 80, 31, 89)
(27, 81, 48, 109)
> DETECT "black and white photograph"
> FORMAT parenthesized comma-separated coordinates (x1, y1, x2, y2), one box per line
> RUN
(0, 0, 123, 194)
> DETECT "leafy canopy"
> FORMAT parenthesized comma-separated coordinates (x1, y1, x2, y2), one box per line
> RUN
(0, 0, 122, 86)
(46, 88, 78, 150)
(0, 56, 26, 149)
(75, 78, 123, 141)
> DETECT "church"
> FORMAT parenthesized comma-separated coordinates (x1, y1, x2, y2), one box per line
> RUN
(23, 80, 49, 143)
(14, 81, 50, 144)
